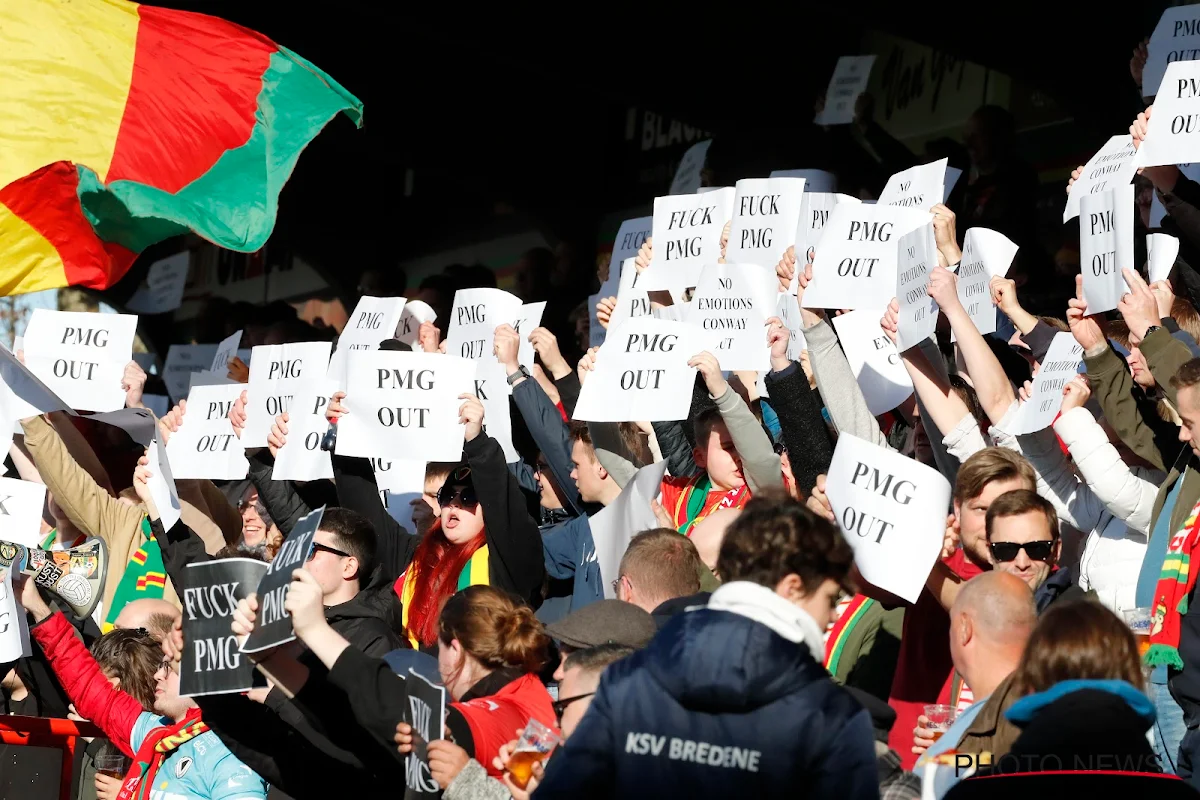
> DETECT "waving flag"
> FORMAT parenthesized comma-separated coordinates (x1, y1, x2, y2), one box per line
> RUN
(0, 0, 362, 296)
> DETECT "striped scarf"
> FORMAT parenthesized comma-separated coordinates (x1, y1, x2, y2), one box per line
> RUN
(103, 517, 167, 632)
(396, 545, 490, 648)
(823, 595, 875, 676)
(671, 474, 751, 536)
(116, 708, 209, 800)
(1146, 498, 1200, 670)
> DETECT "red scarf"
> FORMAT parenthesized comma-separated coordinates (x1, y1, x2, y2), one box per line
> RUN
(116, 708, 209, 800)
(1146, 498, 1200, 670)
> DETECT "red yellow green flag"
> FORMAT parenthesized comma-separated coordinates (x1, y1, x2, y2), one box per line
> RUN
(0, 0, 363, 296)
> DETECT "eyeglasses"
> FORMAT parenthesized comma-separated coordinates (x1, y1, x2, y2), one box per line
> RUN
(989, 540, 1055, 563)
(552, 692, 596, 720)
(307, 541, 352, 562)
(610, 575, 625, 596)
(437, 484, 478, 508)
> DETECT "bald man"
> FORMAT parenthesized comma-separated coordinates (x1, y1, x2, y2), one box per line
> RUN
(916, 572, 1037, 763)
(113, 598, 180, 639)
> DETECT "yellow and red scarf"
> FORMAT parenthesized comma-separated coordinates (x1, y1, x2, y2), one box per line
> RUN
(671, 474, 751, 536)
(116, 708, 209, 800)
(1147, 498, 1200, 669)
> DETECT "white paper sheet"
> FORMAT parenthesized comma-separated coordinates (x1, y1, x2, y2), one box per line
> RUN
(1144, 5, 1200, 97)
(606, 258, 653, 333)
(166, 383, 249, 480)
(895, 224, 940, 351)
(271, 389, 336, 481)
(814, 56, 876, 126)
(956, 228, 1019, 337)
(0, 477, 48, 547)
(775, 293, 808, 360)
(147, 437, 182, 532)
(670, 140, 713, 195)
(1079, 185, 1136, 314)
(243, 342, 332, 448)
(1135, 60, 1200, 167)
(573, 317, 698, 423)
(1009, 333, 1085, 435)
(1148, 232, 1181, 284)
(126, 252, 189, 314)
(724, 178, 807, 267)
(877, 158, 948, 209)
(514, 301, 547, 370)
(686, 263, 774, 371)
(23, 310, 138, 412)
(328, 296, 407, 386)
(164, 344, 219, 401)
(831, 309, 914, 415)
(589, 460, 670, 598)
(640, 188, 736, 294)
(1063, 135, 1139, 222)
(0, 572, 32, 662)
(396, 300, 437, 349)
(792, 193, 863, 292)
(210, 331, 243, 375)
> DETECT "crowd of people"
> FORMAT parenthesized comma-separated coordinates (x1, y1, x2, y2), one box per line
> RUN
(10, 32, 1200, 800)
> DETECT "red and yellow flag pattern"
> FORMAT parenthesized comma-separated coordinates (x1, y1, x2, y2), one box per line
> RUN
(0, 0, 363, 295)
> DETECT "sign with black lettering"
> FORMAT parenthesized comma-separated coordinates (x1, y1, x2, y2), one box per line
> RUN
(877, 158, 947, 209)
(814, 55, 876, 126)
(1009, 333, 1084, 435)
(401, 668, 446, 800)
(831, 309, 913, 415)
(1145, 5, 1200, 97)
(397, 301, 438, 350)
(605, 258, 653, 333)
(0, 476, 47, 548)
(164, 344, 247, 401)
(165, 383, 249, 480)
(825, 433, 950, 603)
(573, 317, 698, 422)
(180, 558, 269, 696)
(126, 252, 189, 315)
(1149, 232, 1181, 284)
(895, 224, 939, 351)
(1079, 185, 1135, 314)
(1135, 60, 1200, 166)
(641, 188, 735, 294)
(514, 301, 546, 369)
(270, 381, 337, 481)
(669, 139, 713, 195)
(211, 330, 243, 375)
(328, 296, 407, 386)
(686, 263, 774, 371)
(724, 177, 806, 266)
(336, 351, 476, 462)
(1063, 136, 1138, 222)
(770, 168, 837, 192)
(791, 192, 862, 291)
(243, 342, 332, 448)
(241, 506, 324, 654)
(955, 228, 1019, 337)
(0, 572, 31, 663)
(22, 310, 138, 411)
(802, 205, 932, 310)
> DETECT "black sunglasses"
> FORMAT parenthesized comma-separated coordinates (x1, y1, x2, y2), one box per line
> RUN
(307, 541, 351, 562)
(437, 484, 478, 508)
(552, 692, 595, 720)
(989, 540, 1055, 563)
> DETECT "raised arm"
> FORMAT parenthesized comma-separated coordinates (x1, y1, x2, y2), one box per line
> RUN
(763, 321, 834, 493)
(690, 352, 782, 494)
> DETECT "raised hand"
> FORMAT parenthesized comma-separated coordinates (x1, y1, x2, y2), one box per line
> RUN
(1061, 375, 1091, 414)
(880, 299, 900, 345)
(688, 351, 727, 398)
(229, 390, 248, 439)
(596, 297, 617, 330)
(776, 245, 797, 292)
(268, 413, 289, 459)
(577, 346, 598, 387)
(930, 204, 961, 266)
(1118, 267, 1161, 345)
(1067, 276, 1107, 355)
(634, 237, 653, 274)
(457, 394, 485, 441)
(326, 391, 348, 424)
(122, 360, 147, 409)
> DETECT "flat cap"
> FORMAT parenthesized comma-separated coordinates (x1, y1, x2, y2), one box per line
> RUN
(545, 600, 656, 650)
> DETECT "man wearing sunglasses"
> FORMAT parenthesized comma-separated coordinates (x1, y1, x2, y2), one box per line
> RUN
(985, 489, 1086, 612)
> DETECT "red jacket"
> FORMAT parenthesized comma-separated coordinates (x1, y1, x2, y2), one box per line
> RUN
(453, 672, 557, 777)
(32, 611, 142, 757)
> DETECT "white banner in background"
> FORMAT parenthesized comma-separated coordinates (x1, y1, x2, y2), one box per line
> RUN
(337, 351, 476, 462)
(23, 310, 138, 412)
(956, 228, 1019, 337)
(1148, 232, 1181, 284)
(895, 224, 940, 351)
(1063, 135, 1138, 222)
(328, 297, 407, 386)
(831, 309, 914, 415)
(814, 55, 876, 126)
(243, 342, 332, 448)
(802, 205, 932, 311)
(1135, 60, 1200, 167)
(1079, 185, 1136, 314)
(640, 188, 735, 294)
(1009, 333, 1085, 435)
(573, 317, 698, 423)
(687, 263, 774, 371)
(877, 158, 947, 209)
(825, 434, 951, 604)
(724, 178, 806, 267)
(1144, 5, 1200, 97)
(0, 477, 48, 548)
(166, 383, 249, 480)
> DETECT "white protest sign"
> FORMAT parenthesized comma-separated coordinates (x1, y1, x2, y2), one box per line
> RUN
(22, 310, 138, 412)
(606, 259, 653, 332)
(670, 140, 713, 195)
(397, 300, 437, 350)
(0, 572, 31, 662)
(242, 342, 332, 448)
(164, 344, 218, 401)
(126, 252, 189, 314)
(725, 178, 806, 267)
(0, 346, 71, 422)
(166, 383, 249, 480)
(146, 437, 181, 532)
(1079, 185, 1136, 314)
(956, 228, 1019, 337)
(1149, 232, 1181, 283)
(1063, 135, 1139, 222)
(608, 216, 653, 282)
(573, 317, 698, 422)
(775, 293, 808, 361)
(895, 224, 939, 351)
(801, 205, 932, 311)
(0, 477, 48, 547)
(814, 55, 876, 126)
(832, 309, 914, 415)
(271, 386, 336, 481)
(514, 301, 546, 369)
(1135, 60, 1200, 167)
(1145, 5, 1200, 97)
(336, 351, 476, 462)
(590, 459, 670, 597)
(1010, 333, 1084, 435)
(687, 263, 774, 371)
(210, 331, 242, 375)
(825, 434, 950, 604)
(943, 167, 963, 202)
(640, 188, 735, 293)
(374, 458, 427, 533)
(877, 158, 947, 209)
(792, 193, 863, 291)
(770, 169, 837, 192)
(328, 296, 406, 386)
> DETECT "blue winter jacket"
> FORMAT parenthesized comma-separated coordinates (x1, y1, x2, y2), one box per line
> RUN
(535, 607, 879, 798)
(541, 513, 604, 612)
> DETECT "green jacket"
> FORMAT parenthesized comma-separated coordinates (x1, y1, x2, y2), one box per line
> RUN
(828, 601, 905, 702)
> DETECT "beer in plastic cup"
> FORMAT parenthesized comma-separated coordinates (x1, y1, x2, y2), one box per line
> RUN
(1123, 607, 1153, 658)
(923, 704, 958, 743)
(507, 718, 561, 789)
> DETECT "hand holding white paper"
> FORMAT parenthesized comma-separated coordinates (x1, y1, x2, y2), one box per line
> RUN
(514, 301, 546, 369)
(572, 317, 698, 423)
(445, 288, 524, 362)
(23, 310, 138, 412)
(641, 188, 735, 294)
(1144, 6, 1200, 97)
(1010, 333, 1085, 435)
(877, 159, 948, 209)
(802, 205, 932, 311)
(895, 224, 939, 351)
(328, 296, 407, 385)
(210, 330, 243, 374)
(588, 460, 670, 598)
(607, 217, 653, 283)
(724, 178, 806, 267)
(1148, 233, 1181, 284)
(396, 300, 437, 349)
(1063, 135, 1138, 222)
(243, 342, 332, 447)
(166, 384, 249, 480)
(0, 476, 48, 547)
(814, 56, 876, 126)
(686, 263, 774, 371)
(271, 396, 335, 481)
(606, 258, 653, 333)
(792, 193, 862, 291)
(146, 437, 182, 532)
(670, 140, 713, 195)
(1135, 60, 1200, 167)
(831, 310, 913, 415)
(824, 434, 950, 604)
(956, 228, 1019, 337)
(1079, 185, 1136, 314)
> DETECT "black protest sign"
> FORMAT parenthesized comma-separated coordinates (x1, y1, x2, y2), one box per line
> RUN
(180, 558, 269, 696)
(402, 668, 447, 800)
(240, 506, 325, 654)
